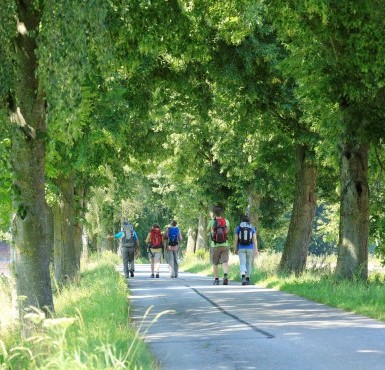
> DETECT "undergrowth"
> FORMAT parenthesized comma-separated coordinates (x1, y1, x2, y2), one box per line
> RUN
(0, 252, 158, 369)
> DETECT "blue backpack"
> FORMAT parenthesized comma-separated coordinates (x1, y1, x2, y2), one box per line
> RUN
(168, 227, 179, 246)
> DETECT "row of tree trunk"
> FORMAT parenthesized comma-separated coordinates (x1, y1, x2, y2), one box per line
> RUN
(279, 139, 369, 279)
(186, 140, 369, 283)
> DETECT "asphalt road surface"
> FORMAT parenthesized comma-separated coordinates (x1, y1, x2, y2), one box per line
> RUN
(125, 264, 385, 370)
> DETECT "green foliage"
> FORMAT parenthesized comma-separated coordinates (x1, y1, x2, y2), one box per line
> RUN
(309, 203, 339, 255)
(369, 144, 385, 263)
(38, 0, 114, 142)
(0, 1, 15, 102)
(0, 130, 11, 234)
(270, 0, 385, 139)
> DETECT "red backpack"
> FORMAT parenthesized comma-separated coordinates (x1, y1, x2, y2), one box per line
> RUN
(150, 227, 162, 248)
(211, 217, 228, 244)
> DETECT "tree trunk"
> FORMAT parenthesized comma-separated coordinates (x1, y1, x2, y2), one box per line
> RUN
(73, 186, 85, 270)
(10, 1, 54, 318)
(53, 174, 77, 285)
(196, 212, 208, 251)
(186, 227, 197, 254)
(335, 141, 369, 280)
(247, 187, 260, 231)
(279, 144, 317, 275)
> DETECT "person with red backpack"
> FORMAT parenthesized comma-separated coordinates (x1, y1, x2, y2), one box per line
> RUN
(145, 224, 163, 278)
(207, 205, 230, 285)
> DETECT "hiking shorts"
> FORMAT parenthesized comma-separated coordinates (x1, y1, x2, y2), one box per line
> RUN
(148, 248, 162, 260)
(211, 246, 229, 265)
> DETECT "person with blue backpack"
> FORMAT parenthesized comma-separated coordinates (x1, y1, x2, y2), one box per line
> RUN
(164, 220, 183, 278)
(234, 215, 259, 285)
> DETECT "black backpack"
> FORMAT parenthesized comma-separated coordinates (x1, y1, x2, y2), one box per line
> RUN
(238, 222, 253, 245)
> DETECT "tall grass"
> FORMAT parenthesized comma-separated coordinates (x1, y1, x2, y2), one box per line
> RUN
(0, 252, 158, 369)
(181, 251, 385, 321)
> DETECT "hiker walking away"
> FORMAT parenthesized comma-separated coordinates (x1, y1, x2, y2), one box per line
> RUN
(108, 220, 139, 279)
(145, 224, 163, 278)
(234, 215, 259, 285)
(207, 206, 230, 285)
(165, 220, 183, 278)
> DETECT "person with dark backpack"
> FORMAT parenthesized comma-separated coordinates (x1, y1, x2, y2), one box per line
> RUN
(165, 220, 183, 278)
(145, 224, 163, 278)
(108, 220, 139, 279)
(234, 215, 259, 285)
(207, 205, 230, 285)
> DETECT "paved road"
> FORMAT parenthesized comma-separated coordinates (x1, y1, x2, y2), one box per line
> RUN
(125, 264, 385, 370)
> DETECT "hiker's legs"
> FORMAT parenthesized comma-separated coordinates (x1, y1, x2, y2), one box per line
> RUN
(168, 250, 178, 277)
(220, 247, 229, 275)
(122, 247, 130, 277)
(154, 252, 162, 274)
(148, 252, 155, 274)
(238, 249, 247, 276)
(127, 247, 135, 272)
(167, 250, 175, 277)
(174, 250, 179, 277)
(245, 249, 254, 277)
(213, 264, 219, 278)
(211, 247, 221, 278)
(154, 257, 160, 273)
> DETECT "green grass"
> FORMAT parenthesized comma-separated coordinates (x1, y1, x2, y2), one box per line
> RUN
(0, 252, 158, 369)
(181, 251, 385, 322)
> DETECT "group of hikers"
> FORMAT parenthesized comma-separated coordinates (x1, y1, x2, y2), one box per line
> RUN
(110, 205, 259, 286)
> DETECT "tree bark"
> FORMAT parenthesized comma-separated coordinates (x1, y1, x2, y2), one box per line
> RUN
(196, 212, 208, 251)
(186, 227, 197, 254)
(73, 186, 85, 270)
(247, 187, 260, 231)
(10, 1, 54, 318)
(279, 144, 317, 275)
(335, 141, 369, 280)
(53, 174, 77, 285)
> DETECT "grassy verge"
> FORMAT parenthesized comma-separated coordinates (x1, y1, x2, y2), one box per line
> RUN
(181, 250, 385, 322)
(0, 252, 158, 369)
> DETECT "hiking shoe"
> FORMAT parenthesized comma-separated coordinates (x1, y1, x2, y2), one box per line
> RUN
(245, 278, 251, 285)
(150, 274, 155, 278)
(213, 279, 220, 285)
(156, 274, 159, 278)
(125, 275, 129, 279)
(130, 271, 134, 278)
(223, 278, 228, 285)
(241, 277, 247, 285)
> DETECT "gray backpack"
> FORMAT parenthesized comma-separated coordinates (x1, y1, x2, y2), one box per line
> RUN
(122, 223, 135, 247)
